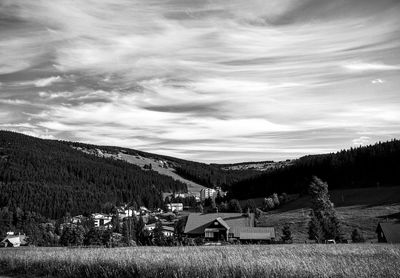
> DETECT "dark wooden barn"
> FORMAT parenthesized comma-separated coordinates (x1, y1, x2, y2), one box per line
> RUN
(376, 222, 400, 243)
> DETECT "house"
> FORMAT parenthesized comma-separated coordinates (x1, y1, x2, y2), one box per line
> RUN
(70, 215, 86, 224)
(92, 213, 112, 227)
(144, 223, 175, 237)
(161, 226, 175, 237)
(166, 203, 183, 212)
(144, 223, 156, 231)
(139, 206, 150, 214)
(184, 212, 274, 242)
(200, 188, 216, 201)
(376, 222, 400, 243)
(118, 208, 139, 219)
(1, 232, 27, 247)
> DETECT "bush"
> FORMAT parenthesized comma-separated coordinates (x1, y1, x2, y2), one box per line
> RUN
(351, 229, 365, 243)
(281, 225, 293, 244)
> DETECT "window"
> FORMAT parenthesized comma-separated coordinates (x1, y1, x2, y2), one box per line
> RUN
(205, 231, 214, 238)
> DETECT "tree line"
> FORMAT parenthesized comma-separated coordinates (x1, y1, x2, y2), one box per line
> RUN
(230, 139, 400, 199)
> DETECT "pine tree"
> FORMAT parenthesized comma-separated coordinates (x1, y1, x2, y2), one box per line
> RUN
(152, 221, 165, 246)
(135, 216, 145, 245)
(308, 210, 324, 243)
(281, 225, 293, 243)
(308, 176, 342, 242)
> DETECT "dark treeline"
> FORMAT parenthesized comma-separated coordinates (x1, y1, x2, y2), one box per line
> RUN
(0, 131, 187, 219)
(231, 139, 400, 199)
(174, 164, 260, 190)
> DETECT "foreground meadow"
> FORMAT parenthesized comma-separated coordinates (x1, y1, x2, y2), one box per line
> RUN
(0, 244, 399, 278)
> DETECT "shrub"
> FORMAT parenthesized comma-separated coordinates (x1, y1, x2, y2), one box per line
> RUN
(281, 225, 293, 244)
(351, 228, 365, 243)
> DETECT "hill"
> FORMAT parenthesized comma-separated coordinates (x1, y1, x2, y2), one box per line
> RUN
(0, 131, 188, 219)
(0, 131, 262, 219)
(66, 141, 262, 193)
(69, 144, 207, 196)
(231, 140, 400, 199)
(258, 186, 400, 242)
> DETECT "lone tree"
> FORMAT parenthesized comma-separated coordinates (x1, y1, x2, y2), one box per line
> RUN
(281, 224, 293, 243)
(308, 176, 342, 242)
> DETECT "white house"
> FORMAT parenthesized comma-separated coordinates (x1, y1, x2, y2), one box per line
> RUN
(161, 226, 175, 237)
(118, 208, 139, 219)
(70, 215, 86, 224)
(92, 213, 112, 227)
(166, 203, 183, 212)
(1, 232, 27, 247)
(144, 224, 174, 237)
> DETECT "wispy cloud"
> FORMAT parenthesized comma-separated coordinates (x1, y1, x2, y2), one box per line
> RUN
(343, 62, 400, 72)
(34, 76, 62, 87)
(1, 0, 400, 162)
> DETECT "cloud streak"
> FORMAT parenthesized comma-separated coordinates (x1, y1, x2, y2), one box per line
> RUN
(1, 0, 400, 162)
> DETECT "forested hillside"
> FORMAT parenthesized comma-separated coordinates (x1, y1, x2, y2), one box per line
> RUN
(66, 142, 261, 191)
(0, 131, 187, 219)
(174, 163, 260, 190)
(231, 140, 400, 199)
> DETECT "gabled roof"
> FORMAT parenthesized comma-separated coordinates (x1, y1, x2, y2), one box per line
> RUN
(184, 213, 254, 234)
(377, 222, 400, 243)
(215, 217, 230, 230)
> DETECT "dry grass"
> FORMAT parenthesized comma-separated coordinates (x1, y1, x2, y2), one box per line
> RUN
(0, 245, 399, 278)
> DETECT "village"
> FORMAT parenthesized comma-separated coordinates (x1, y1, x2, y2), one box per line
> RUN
(2, 184, 399, 248)
(0, 186, 277, 248)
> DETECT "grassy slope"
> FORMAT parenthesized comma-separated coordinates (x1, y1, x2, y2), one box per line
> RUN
(118, 153, 206, 195)
(257, 186, 400, 242)
(77, 147, 207, 195)
(1, 245, 399, 278)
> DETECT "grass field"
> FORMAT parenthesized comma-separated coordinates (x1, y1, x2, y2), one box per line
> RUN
(256, 186, 400, 242)
(0, 245, 399, 278)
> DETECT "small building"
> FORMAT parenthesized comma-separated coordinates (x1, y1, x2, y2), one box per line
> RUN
(70, 215, 86, 224)
(144, 223, 175, 237)
(231, 227, 275, 242)
(166, 203, 183, 212)
(161, 226, 175, 237)
(1, 232, 27, 247)
(118, 208, 139, 219)
(144, 223, 156, 231)
(376, 222, 400, 243)
(92, 213, 112, 227)
(184, 212, 274, 242)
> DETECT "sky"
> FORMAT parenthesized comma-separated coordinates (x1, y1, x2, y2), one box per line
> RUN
(1, 0, 400, 163)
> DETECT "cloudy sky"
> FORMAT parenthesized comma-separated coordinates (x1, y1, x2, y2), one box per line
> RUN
(1, 0, 400, 163)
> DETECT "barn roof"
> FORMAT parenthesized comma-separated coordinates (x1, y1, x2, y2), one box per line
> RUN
(231, 227, 275, 240)
(184, 213, 254, 234)
(377, 223, 400, 243)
